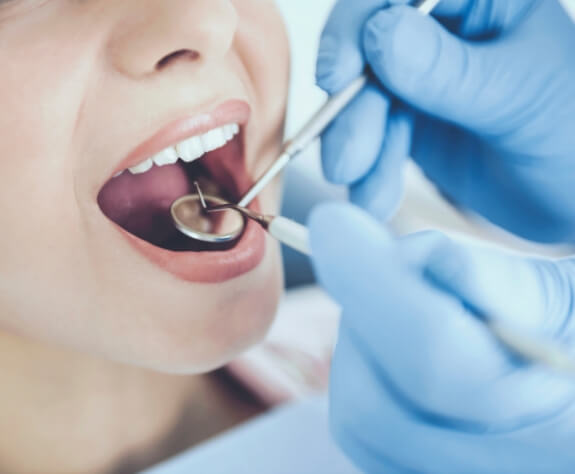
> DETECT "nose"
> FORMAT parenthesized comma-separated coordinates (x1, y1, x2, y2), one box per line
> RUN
(109, 0, 238, 78)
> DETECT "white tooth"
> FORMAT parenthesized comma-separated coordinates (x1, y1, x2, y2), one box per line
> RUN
(223, 125, 234, 141)
(129, 158, 154, 175)
(177, 136, 204, 163)
(231, 123, 240, 135)
(113, 170, 124, 178)
(153, 147, 179, 167)
(201, 128, 226, 152)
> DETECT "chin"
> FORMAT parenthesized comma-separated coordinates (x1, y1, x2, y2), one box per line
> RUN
(93, 235, 285, 375)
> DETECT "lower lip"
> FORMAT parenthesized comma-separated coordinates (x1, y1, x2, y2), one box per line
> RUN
(118, 201, 266, 284)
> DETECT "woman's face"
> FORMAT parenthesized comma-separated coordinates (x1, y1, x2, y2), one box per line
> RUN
(0, 0, 290, 372)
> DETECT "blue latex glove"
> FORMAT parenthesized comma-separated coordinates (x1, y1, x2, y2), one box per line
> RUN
(316, 0, 575, 243)
(309, 202, 575, 473)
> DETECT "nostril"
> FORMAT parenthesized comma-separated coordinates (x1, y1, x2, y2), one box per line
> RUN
(156, 49, 200, 71)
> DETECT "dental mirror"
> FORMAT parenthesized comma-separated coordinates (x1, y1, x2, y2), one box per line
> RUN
(171, 187, 246, 244)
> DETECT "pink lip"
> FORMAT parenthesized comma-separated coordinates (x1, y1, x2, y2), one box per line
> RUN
(111, 100, 251, 177)
(120, 210, 266, 284)
(102, 99, 267, 284)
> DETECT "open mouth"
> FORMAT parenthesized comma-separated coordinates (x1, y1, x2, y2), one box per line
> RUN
(95, 101, 267, 284)
(98, 123, 247, 252)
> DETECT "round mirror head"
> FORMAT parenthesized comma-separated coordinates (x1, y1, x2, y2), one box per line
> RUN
(170, 194, 246, 244)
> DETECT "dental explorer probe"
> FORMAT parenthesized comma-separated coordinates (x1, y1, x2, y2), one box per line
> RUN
(238, 0, 441, 209)
(170, 0, 442, 246)
(194, 183, 311, 255)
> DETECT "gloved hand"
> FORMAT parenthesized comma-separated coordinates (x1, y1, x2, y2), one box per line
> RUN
(316, 0, 575, 243)
(309, 202, 575, 473)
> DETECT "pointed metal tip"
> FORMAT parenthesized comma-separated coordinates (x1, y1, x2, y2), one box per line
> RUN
(194, 181, 208, 210)
(207, 203, 270, 229)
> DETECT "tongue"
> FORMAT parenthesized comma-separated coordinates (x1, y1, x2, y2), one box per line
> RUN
(98, 163, 192, 246)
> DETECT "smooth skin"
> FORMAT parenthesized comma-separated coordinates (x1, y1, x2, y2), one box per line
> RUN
(0, 1, 289, 472)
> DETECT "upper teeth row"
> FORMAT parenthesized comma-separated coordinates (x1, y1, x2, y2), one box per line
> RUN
(120, 123, 240, 176)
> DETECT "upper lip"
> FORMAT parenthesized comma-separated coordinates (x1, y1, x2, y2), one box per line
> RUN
(108, 99, 251, 181)
(94, 98, 265, 283)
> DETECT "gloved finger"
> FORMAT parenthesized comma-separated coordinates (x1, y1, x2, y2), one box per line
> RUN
(424, 238, 575, 340)
(309, 204, 575, 423)
(309, 202, 394, 306)
(408, 117, 489, 214)
(395, 231, 575, 422)
(321, 83, 390, 184)
(432, 0, 541, 37)
(329, 326, 419, 474)
(362, 5, 529, 136)
(330, 323, 575, 474)
(349, 107, 412, 221)
(316, 0, 389, 94)
(308, 204, 502, 420)
(395, 237, 575, 424)
(316, 0, 536, 95)
(409, 117, 575, 243)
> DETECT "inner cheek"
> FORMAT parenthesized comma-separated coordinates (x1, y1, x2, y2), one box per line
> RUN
(0, 87, 82, 215)
(0, 81, 86, 274)
(0, 54, 97, 195)
(0, 38, 104, 247)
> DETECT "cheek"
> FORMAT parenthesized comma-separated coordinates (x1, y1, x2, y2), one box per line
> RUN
(0, 8, 105, 293)
(234, 0, 290, 125)
(0, 32, 103, 341)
